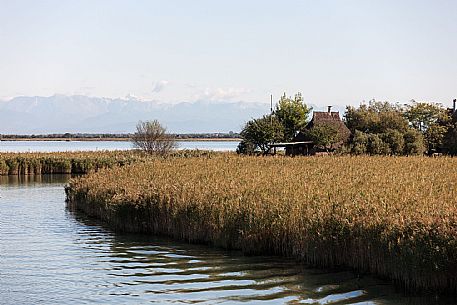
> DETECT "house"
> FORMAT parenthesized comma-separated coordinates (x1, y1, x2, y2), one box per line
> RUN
(270, 106, 351, 156)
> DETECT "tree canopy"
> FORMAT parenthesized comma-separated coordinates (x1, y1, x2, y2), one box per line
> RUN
(345, 101, 408, 134)
(238, 115, 284, 155)
(345, 101, 425, 155)
(305, 123, 340, 151)
(405, 101, 450, 154)
(274, 92, 312, 141)
(237, 92, 310, 154)
(405, 101, 448, 132)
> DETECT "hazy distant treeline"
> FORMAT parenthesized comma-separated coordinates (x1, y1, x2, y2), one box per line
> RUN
(0, 132, 240, 140)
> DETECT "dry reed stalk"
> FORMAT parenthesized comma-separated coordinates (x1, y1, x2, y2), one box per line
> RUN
(66, 155, 457, 293)
(0, 150, 218, 176)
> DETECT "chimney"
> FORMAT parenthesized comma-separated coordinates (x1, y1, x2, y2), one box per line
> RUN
(327, 105, 332, 113)
(453, 99, 456, 112)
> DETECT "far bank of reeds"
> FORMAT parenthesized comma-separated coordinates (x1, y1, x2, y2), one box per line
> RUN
(66, 155, 457, 293)
(0, 150, 216, 175)
(0, 151, 140, 175)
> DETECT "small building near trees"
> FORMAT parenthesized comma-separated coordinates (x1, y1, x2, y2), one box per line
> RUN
(270, 107, 350, 156)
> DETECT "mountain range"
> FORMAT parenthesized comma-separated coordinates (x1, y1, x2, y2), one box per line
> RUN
(0, 95, 272, 134)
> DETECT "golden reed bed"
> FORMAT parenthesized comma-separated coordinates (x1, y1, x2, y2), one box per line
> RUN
(0, 151, 142, 175)
(0, 150, 215, 175)
(66, 155, 457, 293)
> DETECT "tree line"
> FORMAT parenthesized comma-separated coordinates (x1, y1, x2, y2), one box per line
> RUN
(237, 93, 457, 156)
(0, 132, 240, 140)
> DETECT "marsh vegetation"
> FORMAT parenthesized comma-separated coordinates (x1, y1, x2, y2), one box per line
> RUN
(66, 154, 457, 293)
(0, 150, 215, 175)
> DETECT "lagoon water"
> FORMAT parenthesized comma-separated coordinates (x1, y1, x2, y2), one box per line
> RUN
(0, 140, 238, 153)
(1, 175, 456, 304)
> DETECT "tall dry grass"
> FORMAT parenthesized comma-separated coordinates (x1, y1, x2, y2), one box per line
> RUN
(66, 155, 457, 293)
(0, 150, 216, 175)
(0, 151, 141, 175)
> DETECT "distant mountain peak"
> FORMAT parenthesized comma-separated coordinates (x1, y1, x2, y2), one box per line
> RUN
(0, 94, 269, 134)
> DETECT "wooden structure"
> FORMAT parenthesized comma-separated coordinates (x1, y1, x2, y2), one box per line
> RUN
(269, 141, 314, 156)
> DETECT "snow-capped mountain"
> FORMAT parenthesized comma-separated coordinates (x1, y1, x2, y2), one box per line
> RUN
(0, 95, 270, 134)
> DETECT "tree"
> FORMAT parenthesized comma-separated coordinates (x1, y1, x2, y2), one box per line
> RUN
(425, 124, 448, 154)
(405, 101, 450, 154)
(132, 120, 177, 155)
(274, 92, 312, 141)
(345, 100, 425, 155)
(345, 104, 378, 133)
(238, 115, 284, 155)
(367, 133, 391, 155)
(351, 130, 369, 155)
(403, 129, 426, 155)
(405, 101, 448, 132)
(305, 123, 340, 151)
(345, 101, 407, 134)
(236, 140, 256, 155)
(382, 129, 405, 155)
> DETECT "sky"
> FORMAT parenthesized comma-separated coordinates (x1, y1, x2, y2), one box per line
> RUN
(1, 0, 457, 108)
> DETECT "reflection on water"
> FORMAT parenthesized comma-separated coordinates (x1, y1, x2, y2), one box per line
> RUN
(0, 176, 456, 304)
(0, 174, 72, 185)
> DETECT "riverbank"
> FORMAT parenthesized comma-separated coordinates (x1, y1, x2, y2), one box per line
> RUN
(0, 151, 140, 175)
(0, 150, 216, 175)
(6, 176, 450, 305)
(0, 137, 241, 142)
(66, 155, 457, 294)
(1, 138, 132, 142)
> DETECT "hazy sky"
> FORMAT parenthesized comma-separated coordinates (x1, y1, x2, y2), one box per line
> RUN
(1, 0, 457, 107)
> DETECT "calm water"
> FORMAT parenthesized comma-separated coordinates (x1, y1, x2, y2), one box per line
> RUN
(0, 140, 238, 152)
(1, 176, 456, 305)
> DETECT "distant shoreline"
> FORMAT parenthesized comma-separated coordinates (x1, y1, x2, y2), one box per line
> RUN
(0, 137, 241, 142)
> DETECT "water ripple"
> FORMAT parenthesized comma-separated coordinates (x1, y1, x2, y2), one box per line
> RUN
(1, 176, 456, 304)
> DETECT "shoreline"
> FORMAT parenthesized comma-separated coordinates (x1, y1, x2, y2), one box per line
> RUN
(0, 137, 241, 142)
(0, 150, 219, 175)
(65, 155, 457, 294)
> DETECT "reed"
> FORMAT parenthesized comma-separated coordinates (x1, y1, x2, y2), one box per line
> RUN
(0, 150, 218, 176)
(0, 151, 138, 175)
(66, 155, 457, 293)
